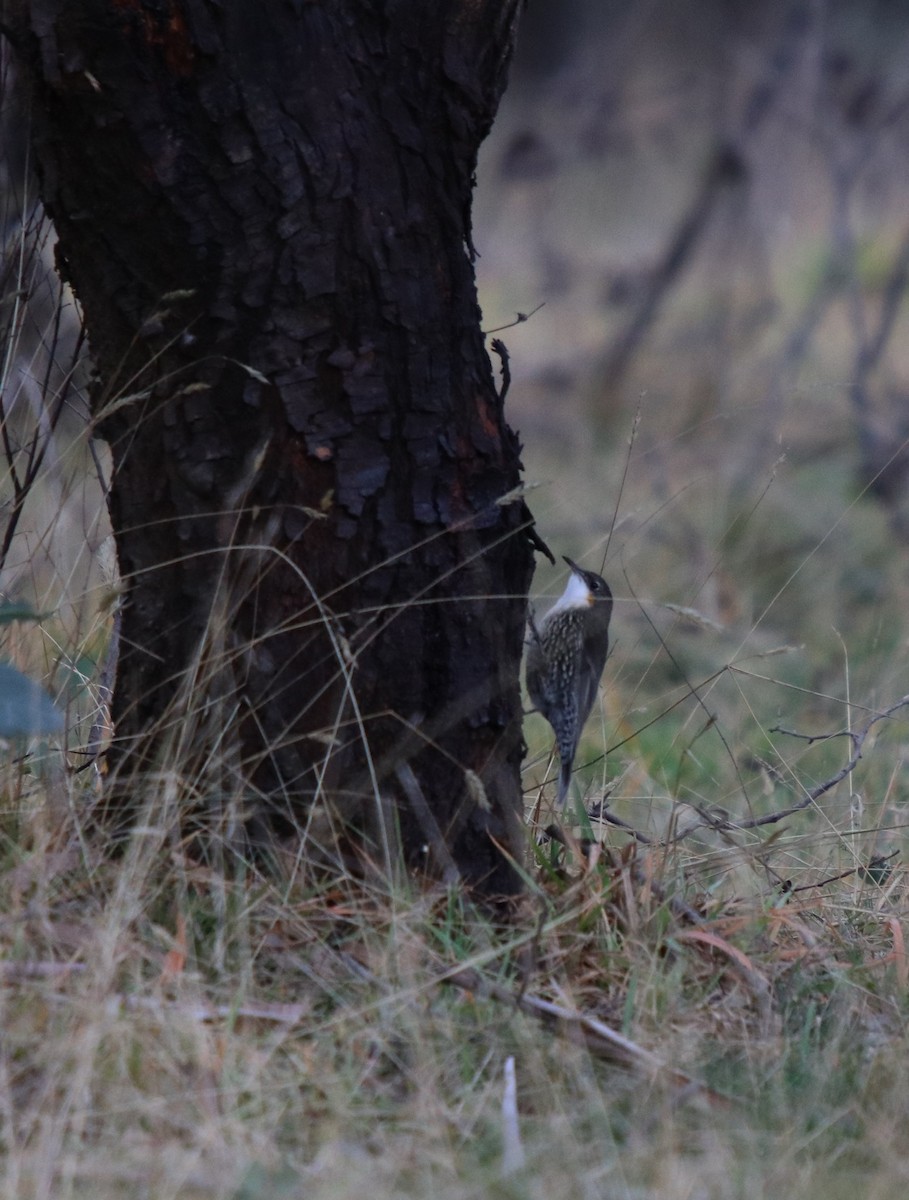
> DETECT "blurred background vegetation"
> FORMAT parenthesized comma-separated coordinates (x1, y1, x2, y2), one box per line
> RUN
(477, 0, 909, 872)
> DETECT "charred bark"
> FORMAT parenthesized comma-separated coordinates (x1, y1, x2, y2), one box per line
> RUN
(3, 0, 533, 894)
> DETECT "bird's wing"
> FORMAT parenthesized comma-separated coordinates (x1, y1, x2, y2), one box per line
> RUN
(577, 638, 609, 728)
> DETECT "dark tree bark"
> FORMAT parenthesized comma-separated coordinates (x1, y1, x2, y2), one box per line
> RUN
(2, 0, 534, 895)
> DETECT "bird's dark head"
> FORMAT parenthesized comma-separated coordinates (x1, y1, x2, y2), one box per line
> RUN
(563, 556, 612, 610)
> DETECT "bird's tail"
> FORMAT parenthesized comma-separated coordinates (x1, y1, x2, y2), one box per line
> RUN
(556, 756, 572, 809)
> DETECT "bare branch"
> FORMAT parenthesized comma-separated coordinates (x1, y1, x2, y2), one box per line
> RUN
(482, 300, 546, 335)
(688, 694, 909, 837)
(783, 850, 899, 896)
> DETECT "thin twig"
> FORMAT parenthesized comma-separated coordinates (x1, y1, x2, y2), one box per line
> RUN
(395, 761, 462, 886)
(783, 850, 899, 895)
(687, 694, 909, 837)
(587, 802, 653, 845)
(446, 965, 735, 1105)
(768, 724, 847, 745)
(482, 301, 545, 336)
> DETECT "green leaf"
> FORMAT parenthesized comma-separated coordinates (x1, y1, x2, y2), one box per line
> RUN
(0, 663, 63, 736)
(0, 602, 54, 625)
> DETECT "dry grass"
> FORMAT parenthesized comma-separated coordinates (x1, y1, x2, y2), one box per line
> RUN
(4, 9, 909, 1196)
(0, 735, 907, 1199)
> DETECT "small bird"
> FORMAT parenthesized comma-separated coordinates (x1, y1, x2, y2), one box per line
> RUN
(525, 557, 613, 809)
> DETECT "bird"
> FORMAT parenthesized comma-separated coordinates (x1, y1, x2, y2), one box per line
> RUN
(525, 556, 613, 809)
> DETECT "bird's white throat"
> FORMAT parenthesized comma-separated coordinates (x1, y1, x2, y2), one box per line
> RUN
(547, 570, 592, 616)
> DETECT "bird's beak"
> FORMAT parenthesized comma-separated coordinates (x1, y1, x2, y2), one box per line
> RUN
(563, 556, 583, 576)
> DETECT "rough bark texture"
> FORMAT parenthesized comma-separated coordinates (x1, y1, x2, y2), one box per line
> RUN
(3, 0, 533, 894)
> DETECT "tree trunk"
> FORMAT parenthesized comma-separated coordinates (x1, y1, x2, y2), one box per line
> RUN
(2, 0, 533, 895)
